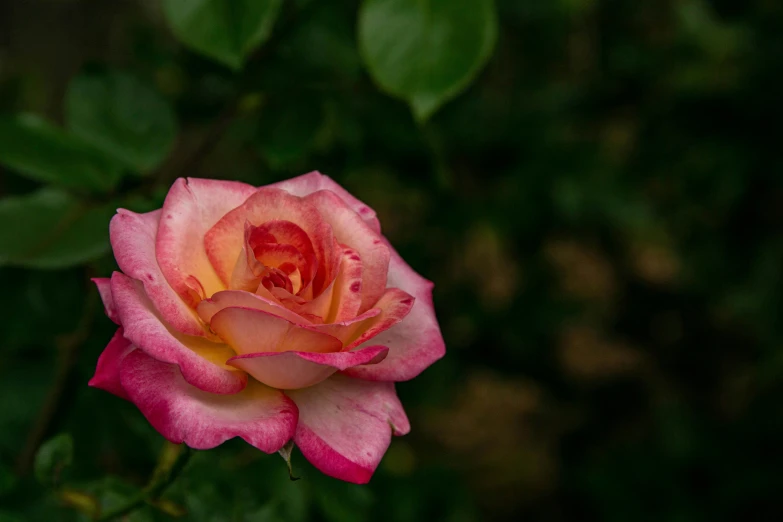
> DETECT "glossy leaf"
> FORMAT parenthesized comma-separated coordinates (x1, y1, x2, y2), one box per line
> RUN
(163, 0, 283, 69)
(358, 0, 498, 121)
(0, 115, 121, 192)
(34, 433, 73, 486)
(0, 189, 114, 269)
(65, 71, 177, 173)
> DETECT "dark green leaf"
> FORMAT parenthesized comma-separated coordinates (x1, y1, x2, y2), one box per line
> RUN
(163, 0, 283, 69)
(358, 0, 498, 121)
(0, 115, 122, 192)
(34, 433, 73, 486)
(0, 189, 114, 269)
(65, 71, 177, 173)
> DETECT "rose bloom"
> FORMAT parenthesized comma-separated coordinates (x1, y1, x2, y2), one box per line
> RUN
(89, 172, 445, 483)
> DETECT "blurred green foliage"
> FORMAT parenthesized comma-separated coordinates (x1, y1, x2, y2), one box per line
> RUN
(1, 0, 782, 520)
(34, 433, 73, 487)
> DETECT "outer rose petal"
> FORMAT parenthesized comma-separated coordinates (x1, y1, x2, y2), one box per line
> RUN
(120, 349, 298, 452)
(305, 190, 390, 313)
(93, 278, 118, 324)
(287, 375, 410, 484)
(270, 171, 382, 233)
(209, 306, 342, 355)
(157, 178, 257, 306)
(340, 288, 414, 350)
(309, 308, 381, 347)
(110, 209, 205, 336)
(111, 272, 247, 394)
(88, 328, 133, 400)
(227, 345, 388, 390)
(342, 246, 446, 381)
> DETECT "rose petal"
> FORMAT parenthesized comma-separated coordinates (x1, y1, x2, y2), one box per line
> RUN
(88, 328, 134, 400)
(311, 222, 342, 298)
(300, 246, 363, 323)
(110, 209, 205, 336)
(342, 246, 445, 381)
(287, 375, 410, 484)
(157, 178, 257, 307)
(111, 272, 246, 394)
(197, 290, 310, 326)
(339, 288, 414, 350)
(250, 242, 305, 272)
(205, 188, 339, 295)
(227, 345, 388, 390)
(230, 227, 266, 293)
(209, 306, 342, 355)
(120, 349, 297, 452)
(309, 308, 381, 346)
(270, 171, 382, 233)
(304, 190, 390, 313)
(93, 277, 119, 324)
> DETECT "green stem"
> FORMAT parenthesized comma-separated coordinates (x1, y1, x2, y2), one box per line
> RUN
(95, 442, 193, 522)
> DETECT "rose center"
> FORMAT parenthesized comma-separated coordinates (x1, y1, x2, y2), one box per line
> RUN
(241, 220, 315, 298)
(259, 263, 303, 295)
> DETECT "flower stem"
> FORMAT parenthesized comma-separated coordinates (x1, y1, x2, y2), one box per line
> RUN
(96, 441, 193, 521)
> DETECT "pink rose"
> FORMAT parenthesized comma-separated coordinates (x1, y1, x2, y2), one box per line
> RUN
(89, 172, 445, 483)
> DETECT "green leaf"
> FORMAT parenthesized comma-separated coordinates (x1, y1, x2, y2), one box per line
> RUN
(163, 0, 283, 69)
(0, 115, 122, 192)
(0, 188, 114, 269)
(34, 433, 73, 486)
(358, 0, 498, 122)
(65, 71, 178, 173)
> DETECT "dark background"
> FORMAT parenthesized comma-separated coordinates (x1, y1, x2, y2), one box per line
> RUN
(2, 1, 783, 521)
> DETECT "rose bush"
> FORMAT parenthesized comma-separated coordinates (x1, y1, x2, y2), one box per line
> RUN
(88, 172, 444, 484)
